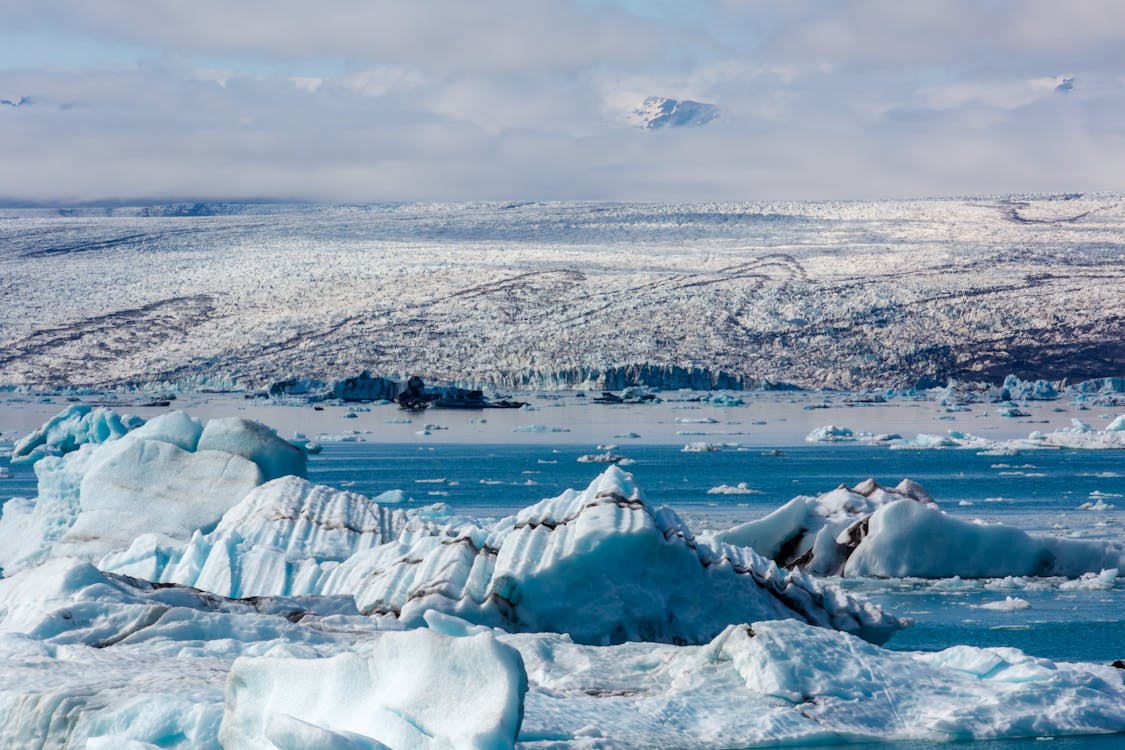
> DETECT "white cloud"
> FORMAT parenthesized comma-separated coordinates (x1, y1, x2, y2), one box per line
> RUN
(0, 1, 1123, 202)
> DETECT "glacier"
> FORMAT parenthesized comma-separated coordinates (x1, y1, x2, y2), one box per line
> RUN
(3, 196, 1124, 391)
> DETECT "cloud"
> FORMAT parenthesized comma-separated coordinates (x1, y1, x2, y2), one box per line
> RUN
(0, 1, 675, 72)
(0, 1, 1123, 202)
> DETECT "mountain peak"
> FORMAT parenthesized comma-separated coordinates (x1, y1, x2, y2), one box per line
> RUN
(631, 96, 718, 129)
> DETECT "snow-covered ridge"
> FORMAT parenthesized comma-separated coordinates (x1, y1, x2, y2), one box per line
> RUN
(630, 96, 720, 129)
(3, 197, 1124, 390)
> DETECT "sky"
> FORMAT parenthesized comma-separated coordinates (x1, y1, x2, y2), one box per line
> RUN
(1, 0, 1123, 204)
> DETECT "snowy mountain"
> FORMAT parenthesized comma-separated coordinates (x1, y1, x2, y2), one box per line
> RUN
(630, 96, 719, 128)
(1, 195, 1123, 390)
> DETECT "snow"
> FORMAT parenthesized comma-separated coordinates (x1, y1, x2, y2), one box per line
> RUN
(220, 628, 526, 750)
(11, 404, 142, 464)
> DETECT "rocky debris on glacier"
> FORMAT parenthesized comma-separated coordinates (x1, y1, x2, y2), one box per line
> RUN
(10, 404, 143, 464)
(713, 478, 1125, 578)
(101, 465, 901, 646)
(0, 411, 306, 576)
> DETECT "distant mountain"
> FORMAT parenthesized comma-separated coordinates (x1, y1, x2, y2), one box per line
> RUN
(630, 96, 719, 129)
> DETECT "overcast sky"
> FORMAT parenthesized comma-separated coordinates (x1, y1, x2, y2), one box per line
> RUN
(1, 0, 1123, 203)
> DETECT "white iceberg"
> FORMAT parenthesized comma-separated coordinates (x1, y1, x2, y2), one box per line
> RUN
(714, 478, 1125, 579)
(102, 466, 901, 646)
(805, 425, 855, 442)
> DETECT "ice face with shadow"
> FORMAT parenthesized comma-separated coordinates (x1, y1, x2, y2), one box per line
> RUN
(713, 478, 1125, 578)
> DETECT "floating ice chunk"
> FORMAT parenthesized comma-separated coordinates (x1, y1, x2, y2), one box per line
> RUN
(845, 497, 1125, 578)
(715, 478, 1124, 579)
(511, 424, 571, 433)
(11, 405, 142, 464)
(975, 596, 1031, 610)
(219, 629, 527, 750)
(514, 618, 1125, 747)
(198, 417, 307, 481)
(0, 557, 361, 647)
(706, 482, 761, 495)
(0, 413, 314, 575)
(577, 451, 629, 463)
(1106, 414, 1125, 431)
(0, 433, 263, 575)
(1059, 569, 1118, 591)
(681, 441, 722, 452)
(805, 425, 854, 442)
(713, 478, 933, 574)
(326, 467, 900, 645)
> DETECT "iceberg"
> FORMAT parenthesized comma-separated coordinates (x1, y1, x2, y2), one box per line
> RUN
(715, 478, 1125, 579)
(102, 476, 430, 596)
(0, 411, 306, 576)
(101, 466, 901, 645)
(805, 425, 855, 442)
(11, 404, 143, 465)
